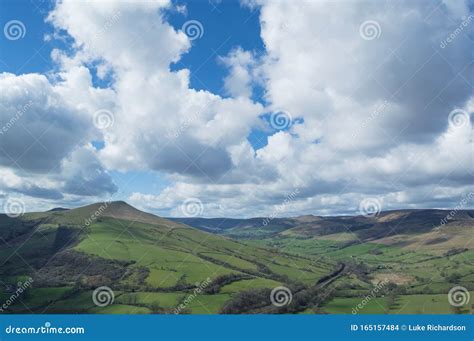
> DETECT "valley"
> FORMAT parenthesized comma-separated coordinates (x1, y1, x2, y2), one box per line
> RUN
(0, 202, 472, 314)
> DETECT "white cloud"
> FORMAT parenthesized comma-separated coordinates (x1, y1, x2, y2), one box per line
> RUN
(0, 72, 90, 172)
(2, 0, 473, 216)
(255, 0, 472, 145)
(47, 0, 265, 181)
(61, 146, 117, 196)
(0, 63, 117, 207)
(219, 47, 260, 98)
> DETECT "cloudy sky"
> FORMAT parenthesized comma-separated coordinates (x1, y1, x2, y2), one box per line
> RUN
(0, 0, 473, 218)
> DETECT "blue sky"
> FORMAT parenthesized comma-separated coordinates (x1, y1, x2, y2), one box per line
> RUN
(0, 0, 275, 203)
(0, 1, 262, 78)
(0, 0, 473, 217)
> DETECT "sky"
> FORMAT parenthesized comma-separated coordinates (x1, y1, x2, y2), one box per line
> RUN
(0, 0, 473, 218)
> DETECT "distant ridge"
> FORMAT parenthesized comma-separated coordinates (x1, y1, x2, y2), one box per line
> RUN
(48, 207, 69, 212)
(171, 208, 474, 239)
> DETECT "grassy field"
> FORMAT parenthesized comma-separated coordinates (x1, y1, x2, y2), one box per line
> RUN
(0, 203, 336, 314)
(1, 203, 472, 314)
(186, 294, 232, 314)
(219, 278, 281, 294)
(89, 304, 151, 314)
(116, 292, 184, 308)
(322, 292, 474, 314)
(323, 297, 389, 314)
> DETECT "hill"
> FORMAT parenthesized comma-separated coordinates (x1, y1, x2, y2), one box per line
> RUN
(172, 209, 474, 253)
(170, 216, 297, 237)
(0, 202, 333, 314)
(0, 203, 472, 314)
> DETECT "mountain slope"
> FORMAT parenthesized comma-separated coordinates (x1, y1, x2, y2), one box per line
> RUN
(170, 216, 297, 237)
(1, 203, 472, 314)
(173, 209, 474, 250)
(0, 202, 333, 314)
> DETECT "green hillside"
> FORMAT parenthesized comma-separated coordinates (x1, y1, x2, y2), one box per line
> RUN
(0, 202, 333, 314)
(0, 202, 472, 314)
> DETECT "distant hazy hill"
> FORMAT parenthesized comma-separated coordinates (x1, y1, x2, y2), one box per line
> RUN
(171, 209, 474, 253)
(47, 207, 69, 212)
(169, 216, 297, 236)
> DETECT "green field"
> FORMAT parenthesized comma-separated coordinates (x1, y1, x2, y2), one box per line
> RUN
(323, 292, 474, 314)
(220, 278, 281, 294)
(0, 203, 472, 314)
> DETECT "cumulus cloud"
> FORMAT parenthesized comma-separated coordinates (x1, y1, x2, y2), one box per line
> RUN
(0, 73, 90, 172)
(1, 0, 472, 216)
(0, 63, 117, 206)
(129, 0, 473, 217)
(219, 47, 260, 98)
(0, 168, 63, 200)
(255, 0, 472, 146)
(61, 146, 118, 196)
(47, 0, 264, 181)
